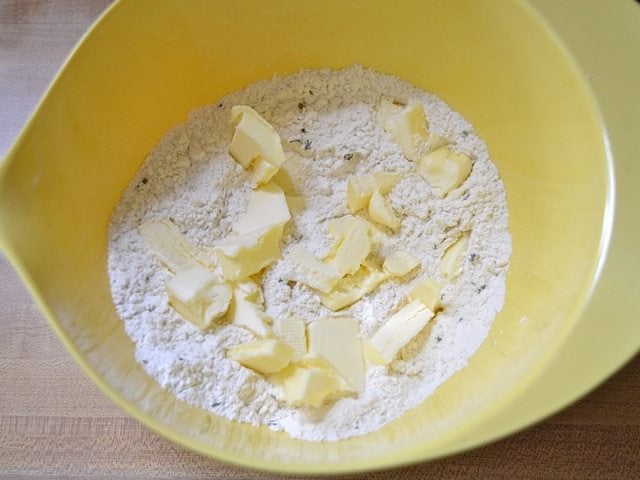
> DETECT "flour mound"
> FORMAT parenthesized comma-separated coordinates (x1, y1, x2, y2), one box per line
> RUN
(108, 66, 511, 441)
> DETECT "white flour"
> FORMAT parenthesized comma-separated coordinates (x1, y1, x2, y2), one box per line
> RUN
(108, 66, 511, 441)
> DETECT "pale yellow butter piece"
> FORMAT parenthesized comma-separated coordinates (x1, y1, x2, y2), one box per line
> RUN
(418, 146, 472, 197)
(269, 357, 349, 407)
(215, 224, 283, 281)
(346, 172, 402, 213)
(383, 251, 421, 276)
(166, 266, 232, 329)
(365, 299, 435, 365)
(439, 232, 470, 280)
(234, 279, 264, 306)
(139, 218, 217, 274)
(377, 95, 404, 129)
(409, 277, 443, 312)
(384, 104, 429, 161)
(327, 219, 372, 276)
(307, 317, 365, 392)
(320, 262, 389, 311)
(326, 216, 371, 240)
(275, 315, 307, 361)
(227, 284, 273, 337)
(286, 245, 341, 293)
(368, 189, 400, 229)
(229, 106, 286, 185)
(233, 182, 290, 235)
(227, 339, 293, 374)
(427, 131, 451, 152)
(251, 157, 280, 186)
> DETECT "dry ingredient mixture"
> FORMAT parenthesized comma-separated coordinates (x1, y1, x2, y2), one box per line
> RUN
(108, 66, 511, 441)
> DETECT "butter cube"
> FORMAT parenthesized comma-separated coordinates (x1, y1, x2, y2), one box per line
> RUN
(327, 219, 372, 276)
(439, 232, 470, 280)
(368, 189, 400, 230)
(227, 284, 273, 337)
(234, 279, 264, 306)
(418, 147, 472, 197)
(308, 318, 365, 392)
(364, 300, 435, 365)
(233, 182, 290, 235)
(320, 262, 389, 311)
(286, 245, 342, 293)
(275, 315, 307, 361)
(383, 251, 421, 276)
(215, 224, 283, 281)
(326, 216, 371, 240)
(229, 106, 286, 185)
(166, 266, 232, 329)
(346, 172, 402, 213)
(269, 358, 348, 407)
(139, 218, 217, 274)
(409, 277, 443, 312)
(427, 132, 451, 152)
(384, 104, 429, 161)
(227, 339, 293, 374)
(377, 95, 404, 129)
(251, 157, 280, 186)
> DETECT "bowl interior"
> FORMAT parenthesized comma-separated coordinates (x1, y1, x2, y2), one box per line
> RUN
(0, 0, 610, 473)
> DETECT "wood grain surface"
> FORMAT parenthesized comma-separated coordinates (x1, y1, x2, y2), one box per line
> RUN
(0, 1, 638, 478)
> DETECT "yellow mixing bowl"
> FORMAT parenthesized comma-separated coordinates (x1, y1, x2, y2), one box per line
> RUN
(1, 0, 638, 473)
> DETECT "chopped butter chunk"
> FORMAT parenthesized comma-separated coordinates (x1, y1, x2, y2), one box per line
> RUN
(384, 104, 429, 161)
(346, 172, 402, 213)
(383, 251, 421, 276)
(409, 277, 443, 312)
(139, 218, 217, 274)
(275, 316, 307, 361)
(215, 224, 284, 281)
(233, 182, 291, 235)
(439, 232, 470, 280)
(364, 299, 435, 365)
(320, 262, 389, 311)
(377, 95, 405, 129)
(216, 182, 290, 281)
(307, 317, 365, 392)
(227, 284, 273, 337)
(234, 279, 264, 306)
(269, 357, 350, 407)
(227, 339, 293, 374)
(286, 245, 341, 293)
(166, 266, 232, 329)
(327, 219, 372, 276)
(229, 106, 286, 185)
(418, 146, 472, 197)
(368, 189, 400, 230)
(427, 131, 451, 152)
(326, 216, 371, 240)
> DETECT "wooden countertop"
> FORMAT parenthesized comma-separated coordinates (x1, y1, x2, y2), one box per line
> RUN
(0, 1, 638, 478)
